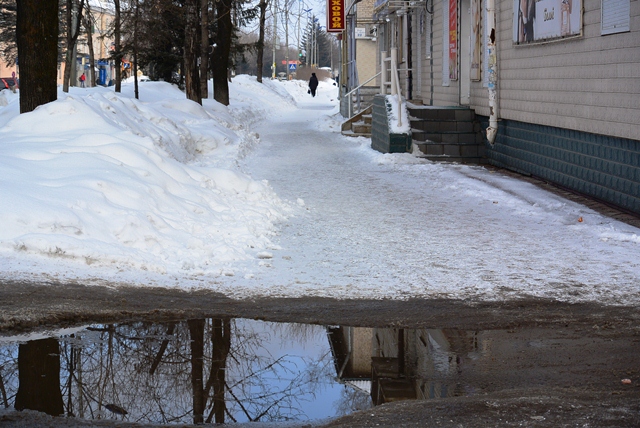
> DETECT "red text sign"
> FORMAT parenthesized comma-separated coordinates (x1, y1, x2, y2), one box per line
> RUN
(327, 0, 345, 32)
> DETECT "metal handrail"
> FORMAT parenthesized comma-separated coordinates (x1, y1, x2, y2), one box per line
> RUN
(344, 71, 382, 99)
(380, 49, 404, 128)
(345, 71, 382, 118)
(390, 47, 403, 127)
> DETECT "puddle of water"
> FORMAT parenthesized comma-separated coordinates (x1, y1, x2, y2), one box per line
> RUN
(0, 320, 637, 425)
(0, 319, 369, 425)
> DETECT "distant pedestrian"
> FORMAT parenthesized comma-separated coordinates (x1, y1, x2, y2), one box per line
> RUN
(308, 73, 318, 97)
(79, 73, 86, 88)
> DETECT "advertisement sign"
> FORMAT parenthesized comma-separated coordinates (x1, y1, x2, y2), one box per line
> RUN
(327, 0, 345, 32)
(470, 0, 482, 80)
(449, 0, 458, 80)
(514, 0, 582, 43)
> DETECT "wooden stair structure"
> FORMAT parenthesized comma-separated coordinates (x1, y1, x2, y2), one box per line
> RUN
(341, 105, 373, 138)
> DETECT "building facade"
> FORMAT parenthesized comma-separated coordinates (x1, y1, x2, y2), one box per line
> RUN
(363, 0, 640, 214)
(1, 1, 117, 88)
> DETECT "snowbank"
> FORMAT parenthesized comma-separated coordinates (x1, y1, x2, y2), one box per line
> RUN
(0, 77, 298, 280)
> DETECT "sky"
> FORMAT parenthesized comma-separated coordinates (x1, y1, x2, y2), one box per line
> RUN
(1, 76, 639, 306)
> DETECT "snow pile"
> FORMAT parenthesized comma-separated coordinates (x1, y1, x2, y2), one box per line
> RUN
(0, 78, 296, 278)
(386, 94, 410, 134)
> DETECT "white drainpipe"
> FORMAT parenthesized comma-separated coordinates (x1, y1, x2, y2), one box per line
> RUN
(486, 0, 498, 144)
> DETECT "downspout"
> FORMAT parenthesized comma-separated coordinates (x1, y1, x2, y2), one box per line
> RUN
(486, 0, 498, 144)
(428, 0, 434, 105)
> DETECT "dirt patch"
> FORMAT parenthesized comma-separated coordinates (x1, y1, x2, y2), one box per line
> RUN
(3, 280, 640, 333)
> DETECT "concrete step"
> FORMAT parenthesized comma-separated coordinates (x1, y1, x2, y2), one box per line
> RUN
(410, 118, 478, 133)
(412, 129, 481, 144)
(408, 106, 476, 121)
(362, 114, 372, 124)
(413, 140, 487, 163)
(352, 121, 372, 134)
(416, 154, 488, 164)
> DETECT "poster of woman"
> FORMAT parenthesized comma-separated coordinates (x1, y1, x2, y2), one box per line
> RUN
(514, 0, 581, 43)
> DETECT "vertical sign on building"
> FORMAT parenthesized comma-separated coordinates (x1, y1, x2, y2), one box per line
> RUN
(449, 0, 458, 80)
(327, 0, 345, 32)
(442, 0, 450, 86)
(470, 0, 482, 81)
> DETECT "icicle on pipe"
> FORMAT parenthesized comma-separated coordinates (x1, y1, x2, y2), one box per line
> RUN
(486, 0, 498, 144)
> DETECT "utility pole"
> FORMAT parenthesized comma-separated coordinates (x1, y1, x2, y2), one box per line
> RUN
(303, 8, 312, 66)
(297, 1, 301, 65)
(306, 18, 310, 66)
(285, 0, 289, 79)
(272, 0, 277, 79)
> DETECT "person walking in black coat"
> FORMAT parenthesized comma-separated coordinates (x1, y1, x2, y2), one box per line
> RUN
(308, 73, 319, 97)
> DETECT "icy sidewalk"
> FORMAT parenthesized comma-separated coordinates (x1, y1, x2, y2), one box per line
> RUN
(0, 78, 637, 305)
(225, 99, 640, 305)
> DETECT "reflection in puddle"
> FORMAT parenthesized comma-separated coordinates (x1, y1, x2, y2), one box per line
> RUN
(0, 320, 366, 424)
(0, 321, 637, 424)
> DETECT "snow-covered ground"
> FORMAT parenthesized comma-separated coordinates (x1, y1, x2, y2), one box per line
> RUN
(0, 77, 638, 305)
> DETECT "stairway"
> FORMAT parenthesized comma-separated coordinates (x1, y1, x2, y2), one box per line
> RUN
(341, 105, 372, 138)
(409, 105, 486, 164)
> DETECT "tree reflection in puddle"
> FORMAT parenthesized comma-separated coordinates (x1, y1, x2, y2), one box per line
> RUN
(0, 319, 369, 424)
(0, 321, 637, 425)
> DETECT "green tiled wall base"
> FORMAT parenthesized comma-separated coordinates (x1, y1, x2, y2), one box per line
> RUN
(478, 116, 640, 215)
(371, 95, 411, 154)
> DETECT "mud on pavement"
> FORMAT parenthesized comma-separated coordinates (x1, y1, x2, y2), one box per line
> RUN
(1, 280, 639, 427)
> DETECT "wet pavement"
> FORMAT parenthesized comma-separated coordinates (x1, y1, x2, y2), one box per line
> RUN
(0, 304, 639, 427)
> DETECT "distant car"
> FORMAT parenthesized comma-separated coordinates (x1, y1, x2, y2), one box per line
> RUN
(0, 77, 18, 90)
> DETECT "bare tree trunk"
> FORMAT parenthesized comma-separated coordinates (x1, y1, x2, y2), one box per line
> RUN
(204, 318, 231, 424)
(212, 319, 230, 423)
(63, 0, 85, 92)
(133, 0, 139, 99)
(16, 0, 58, 113)
(85, 3, 96, 87)
(188, 319, 205, 424)
(15, 338, 64, 416)
(63, 0, 73, 92)
(184, 0, 201, 104)
(200, 0, 208, 98)
(212, 0, 232, 105)
(256, 0, 269, 83)
(114, 0, 122, 92)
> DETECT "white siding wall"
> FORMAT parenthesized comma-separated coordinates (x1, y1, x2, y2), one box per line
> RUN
(415, 0, 639, 140)
(480, 0, 640, 139)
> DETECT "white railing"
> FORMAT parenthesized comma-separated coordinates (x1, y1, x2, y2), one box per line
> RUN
(381, 48, 403, 128)
(344, 71, 382, 118)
